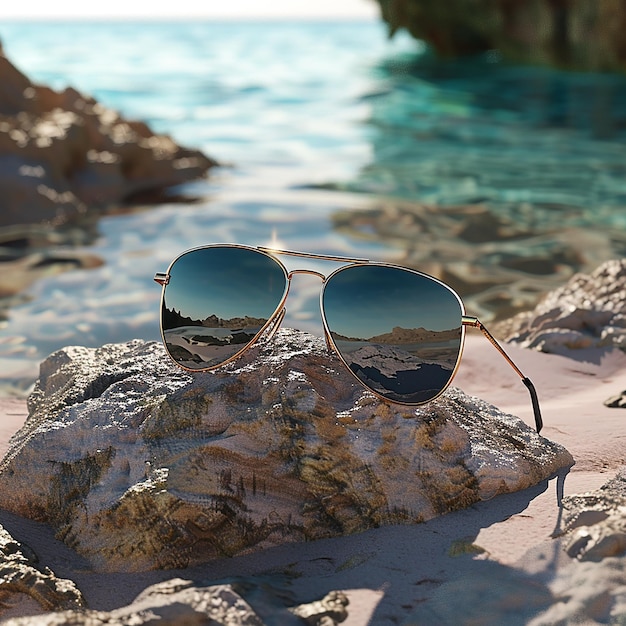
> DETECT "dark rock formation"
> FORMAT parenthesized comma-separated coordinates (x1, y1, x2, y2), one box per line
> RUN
(0, 42, 217, 322)
(0, 329, 571, 572)
(376, 0, 626, 72)
(604, 390, 626, 408)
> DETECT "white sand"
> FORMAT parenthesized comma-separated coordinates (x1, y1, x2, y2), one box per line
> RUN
(456, 335, 626, 568)
(0, 334, 624, 624)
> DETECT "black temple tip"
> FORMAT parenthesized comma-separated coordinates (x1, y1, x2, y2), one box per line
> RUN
(522, 377, 543, 433)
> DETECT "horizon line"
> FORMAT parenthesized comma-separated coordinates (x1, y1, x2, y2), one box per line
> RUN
(0, 14, 381, 22)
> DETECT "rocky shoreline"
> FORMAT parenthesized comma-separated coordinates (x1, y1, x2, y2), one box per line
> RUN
(1, 256, 626, 623)
(377, 0, 626, 72)
(0, 41, 216, 228)
(0, 42, 216, 322)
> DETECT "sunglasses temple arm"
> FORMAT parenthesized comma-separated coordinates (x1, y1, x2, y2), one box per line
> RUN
(462, 316, 544, 433)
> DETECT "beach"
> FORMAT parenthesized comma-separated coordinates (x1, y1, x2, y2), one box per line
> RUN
(0, 333, 623, 624)
(2, 21, 626, 396)
(1, 16, 626, 625)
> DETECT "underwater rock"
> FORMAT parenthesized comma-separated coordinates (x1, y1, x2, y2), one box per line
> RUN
(0, 522, 84, 613)
(333, 200, 614, 322)
(0, 330, 572, 572)
(377, 0, 626, 72)
(0, 42, 216, 229)
(498, 259, 626, 355)
(1, 578, 348, 625)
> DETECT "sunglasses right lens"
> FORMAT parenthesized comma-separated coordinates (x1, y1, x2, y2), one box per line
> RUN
(322, 264, 463, 404)
(160, 246, 287, 370)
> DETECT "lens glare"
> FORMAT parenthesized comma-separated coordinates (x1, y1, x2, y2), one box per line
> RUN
(161, 246, 287, 370)
(322, 265, 463, 404)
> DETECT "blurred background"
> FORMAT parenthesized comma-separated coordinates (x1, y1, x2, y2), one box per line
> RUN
(1, 0, 626, 394)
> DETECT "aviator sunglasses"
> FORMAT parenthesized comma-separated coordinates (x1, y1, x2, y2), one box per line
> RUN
(155, 244, 543, 432)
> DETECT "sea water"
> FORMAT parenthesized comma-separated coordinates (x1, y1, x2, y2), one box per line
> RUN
(1, 20, 626, 392)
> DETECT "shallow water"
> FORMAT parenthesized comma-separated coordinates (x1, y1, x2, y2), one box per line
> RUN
(1, 20, 626, 393)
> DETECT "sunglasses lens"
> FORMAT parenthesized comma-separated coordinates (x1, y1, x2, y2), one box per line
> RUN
(323, 265, 463, 404)
(161, 247, 287, 370)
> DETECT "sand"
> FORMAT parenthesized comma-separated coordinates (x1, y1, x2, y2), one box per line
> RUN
(0, 334, 624, 624)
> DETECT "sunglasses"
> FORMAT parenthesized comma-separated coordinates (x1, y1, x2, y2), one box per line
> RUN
(155, 244, 543, 432)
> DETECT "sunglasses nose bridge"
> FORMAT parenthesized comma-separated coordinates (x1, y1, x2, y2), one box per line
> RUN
(287, 268, 327, 281)
(263, 269, 321, 341)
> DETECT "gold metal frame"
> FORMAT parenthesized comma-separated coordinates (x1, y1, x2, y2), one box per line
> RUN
(155, 244, 543, 432)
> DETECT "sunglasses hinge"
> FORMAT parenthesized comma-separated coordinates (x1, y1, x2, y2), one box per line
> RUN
(461, 315, 480, 328)
(463, 314, 544, 432)
(154, 272, 169, 286)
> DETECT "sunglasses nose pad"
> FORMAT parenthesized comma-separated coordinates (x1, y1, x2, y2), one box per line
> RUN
(263, 307, 286, 342)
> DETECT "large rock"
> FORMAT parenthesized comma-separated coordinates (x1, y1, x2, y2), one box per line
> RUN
(0, 330, 572, 572)
(497, 258, 626, 355)
(0, 42, 217, 228)
(377, 0, 626, 72)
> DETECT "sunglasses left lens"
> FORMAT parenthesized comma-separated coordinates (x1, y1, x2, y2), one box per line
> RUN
(161, 246, 287, 370)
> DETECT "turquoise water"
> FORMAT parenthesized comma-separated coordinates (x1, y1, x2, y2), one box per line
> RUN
(1, 20, 626, 392)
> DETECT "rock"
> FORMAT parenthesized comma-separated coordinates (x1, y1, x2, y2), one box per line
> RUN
(561, 468, 626, 561)
(0, 42, 217, 229)
(1, 578, 349, 626)
(0, 522, 84, 613)
(0, 220, 104, 324)
(288, 589, 348, 625)
(377, 0, 626, 72)
(333, 200, 612, 322)
(534, 557, 626, 625)
(604, 390, 626, 408)
(497, 259, 626, 355)
(405, 469, 626, 625)
(0, 247, 104, 302)
(0, 330, 572, 572)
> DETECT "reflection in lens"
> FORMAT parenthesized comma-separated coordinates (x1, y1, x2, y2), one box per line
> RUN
(161, 246, 287, 370)
(322, 265, 463, 404)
